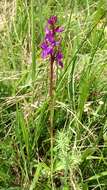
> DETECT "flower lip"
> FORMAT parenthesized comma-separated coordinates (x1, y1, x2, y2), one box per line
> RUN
(58, 61, 63, 68)
(56, 51, 63, 67)
(41, 41, 54, 58)
(41, 45, 53, 58)
(56, 51, 63, 59)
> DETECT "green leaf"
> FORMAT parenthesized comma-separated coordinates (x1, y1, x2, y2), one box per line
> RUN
(86, 171, 107, 181)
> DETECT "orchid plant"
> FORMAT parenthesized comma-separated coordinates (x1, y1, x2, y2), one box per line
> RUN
(41, 16, 64, 189)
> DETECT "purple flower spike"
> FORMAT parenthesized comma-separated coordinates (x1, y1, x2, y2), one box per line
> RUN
(48, 16, 57, 25)
(41, 15, 64, 68)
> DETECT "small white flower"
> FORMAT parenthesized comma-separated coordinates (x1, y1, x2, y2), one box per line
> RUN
(98, 101, 104, 105)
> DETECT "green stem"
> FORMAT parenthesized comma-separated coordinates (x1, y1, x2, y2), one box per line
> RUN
(31, 0, 36, 102)
(50, 55, 54, 189)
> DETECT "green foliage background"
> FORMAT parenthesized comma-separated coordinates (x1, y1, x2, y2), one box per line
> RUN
(0, 0, 107, 189)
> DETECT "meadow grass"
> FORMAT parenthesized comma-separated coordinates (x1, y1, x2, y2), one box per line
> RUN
(0, 0, 107, 189)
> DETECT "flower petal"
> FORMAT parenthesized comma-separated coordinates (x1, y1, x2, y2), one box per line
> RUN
(41, 45, 53, 59)
(41, 42, 48, 49)
(48, 16, 57, 25)
(58, 61, 63, 67)
(56, 51, 63, 59)
(55, 26, 64, 33)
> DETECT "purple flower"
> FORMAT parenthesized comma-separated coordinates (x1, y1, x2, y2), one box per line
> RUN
(48, 16, 57, 25)
(41, 15, 64, 68)
(45, 27, 55, 43)
(56, 51, 63, 67)
(41, 42, 53, 58)
(54, 26, 64, 33)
